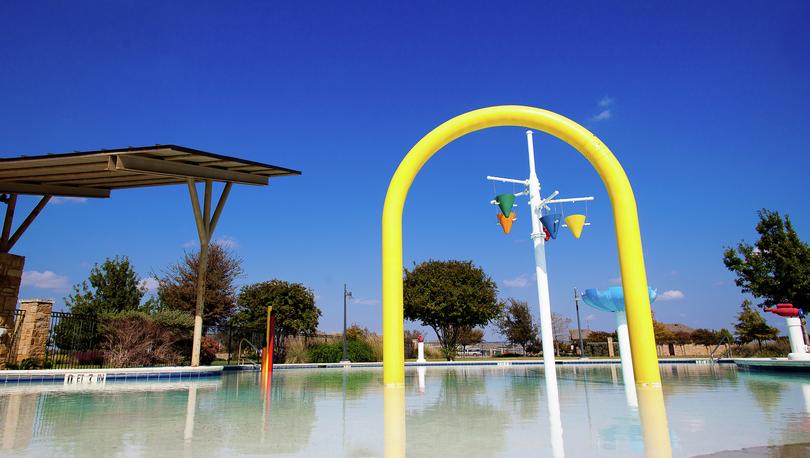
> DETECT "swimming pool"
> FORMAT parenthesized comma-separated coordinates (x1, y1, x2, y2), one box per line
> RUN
(1, 363, 808, 456)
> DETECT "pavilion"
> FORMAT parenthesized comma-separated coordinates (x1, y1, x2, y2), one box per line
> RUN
(0, 145, 300, 367)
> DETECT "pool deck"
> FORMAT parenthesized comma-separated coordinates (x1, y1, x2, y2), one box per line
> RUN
(734, 358, 810, 373)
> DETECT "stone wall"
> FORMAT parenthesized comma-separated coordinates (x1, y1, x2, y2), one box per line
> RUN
(0, 253, 25, 369)
(14, 299, 53, 364)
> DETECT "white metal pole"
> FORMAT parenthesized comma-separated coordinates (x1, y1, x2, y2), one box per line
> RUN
(526, 131, 563, 457)
(615, 312, 638, 408)
(526, 131, 557, 378)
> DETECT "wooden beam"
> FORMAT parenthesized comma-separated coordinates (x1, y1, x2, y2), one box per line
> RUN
(208, 182, 232, 236)
(5, 195, 51, 252)
(1, 194, 17, 251)
(0, 162, 110, 179)
(0, 182, 109, 198)
(187, 179, 207, 245)
(115, 155, 268, 186)
(203, 180, 212, 234)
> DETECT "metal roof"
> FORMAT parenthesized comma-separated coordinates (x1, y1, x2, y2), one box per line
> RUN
(0, 145, 301, 198)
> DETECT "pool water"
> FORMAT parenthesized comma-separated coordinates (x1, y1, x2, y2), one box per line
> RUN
(1, 364, 809, 457)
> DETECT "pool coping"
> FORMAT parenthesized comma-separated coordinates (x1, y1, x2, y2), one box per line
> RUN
(259, 357, 730, 370)
(734, 357, 810, 372)
(0, 365, 223, 384)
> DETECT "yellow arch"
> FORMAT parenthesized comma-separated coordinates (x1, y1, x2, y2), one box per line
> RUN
(382, 105, 661, 386)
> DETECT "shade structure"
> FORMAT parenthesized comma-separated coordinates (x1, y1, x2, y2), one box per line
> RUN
(582, 286, 658, 313)
(0, 144, 300, 198)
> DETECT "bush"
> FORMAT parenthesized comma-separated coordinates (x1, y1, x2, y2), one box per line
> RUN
(101, 311, 184, 367)
(308, 343, 343, 363)
(75, 351, 106, 366)
(307, 340, 375, 363)
(6, 358, 52, 370)
(200, 336, 222, 365)
(283, 336, 310, 363)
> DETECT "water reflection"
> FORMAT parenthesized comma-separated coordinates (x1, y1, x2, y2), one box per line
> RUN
(406, 368, 509, 457)
(2, 364, 810, 457)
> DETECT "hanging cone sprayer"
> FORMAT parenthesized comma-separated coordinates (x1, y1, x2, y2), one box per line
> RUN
(565, 214, 587, 239)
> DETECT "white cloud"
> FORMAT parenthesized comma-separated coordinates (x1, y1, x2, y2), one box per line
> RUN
(591, 110, 611, 122)
(139, 277, 159, 292)
(51, 197, 88, 204)
(584, 314, 596, 321)
(352, 298, 379, 305)
(215, 236, 239, 249)
(21, 270, 69, 290)
(608, 277, 622, 285)
(503, 274, 531, 288)
(599, 96, 614, 107)
(182, 236, 239, 249)
(658, 290, 685, 301)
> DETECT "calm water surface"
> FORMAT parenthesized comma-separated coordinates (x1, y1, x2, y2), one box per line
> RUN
(1, 364, 809, 457)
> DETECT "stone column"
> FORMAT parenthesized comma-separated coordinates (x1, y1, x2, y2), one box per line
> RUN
(15, 299, 53, 364)
(0, 253, 25, 369)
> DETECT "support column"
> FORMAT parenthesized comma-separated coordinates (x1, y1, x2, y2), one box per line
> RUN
(14, 299, 54, 364)
(0, 253, 25, 369)
(188, 180, 232, 367)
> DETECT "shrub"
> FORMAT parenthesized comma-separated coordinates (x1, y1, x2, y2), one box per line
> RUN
(307, 340, 375, 363)
(101, 311, 184, 367)
(75, 351, 106, 366)
(200, 336, 222, 365)
(283, 336, 310, 363)
(308, 343, 343, 363)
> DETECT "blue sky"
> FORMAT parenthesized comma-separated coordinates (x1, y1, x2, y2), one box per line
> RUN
(2, 1, 809, 339)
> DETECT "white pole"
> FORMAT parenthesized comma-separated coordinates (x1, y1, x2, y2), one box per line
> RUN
(615, 312, 638, 408)
(526, 130, 564, 458)
(416, 341, 426, 363)
(786, 316, 810, 360)
(526, 131, 556, 377)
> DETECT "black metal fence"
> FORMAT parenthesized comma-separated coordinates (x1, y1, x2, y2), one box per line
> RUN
(4, 309, 26, 364)
(40, 311, 267, 370)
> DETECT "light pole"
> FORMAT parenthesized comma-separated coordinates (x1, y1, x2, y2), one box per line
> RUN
(574, 288, 586, 358)
(341, 284, 353, 364)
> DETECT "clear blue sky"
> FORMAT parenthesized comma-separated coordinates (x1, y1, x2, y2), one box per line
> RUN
(2, 1, 809, 339)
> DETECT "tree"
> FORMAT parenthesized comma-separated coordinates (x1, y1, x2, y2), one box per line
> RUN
(551, 312, 572, 356)
(690, 328, 719, 351)
(723, 209, 810, 312)
(233, 280, 321, 360)
(673, 331, 692, 353)
(156, 242, 244, 325)
(403, 260, 500, 360)
(734, 300, 779, 349)
(496, 298, 539, 354)
(65, 256, 145, 316)
(652, 319, 674, 344)
(56, 256, 146, 352)
(458, 327, 484, 352)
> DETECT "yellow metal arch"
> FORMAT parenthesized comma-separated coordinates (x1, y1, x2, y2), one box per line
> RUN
(382, 105, 661, 386)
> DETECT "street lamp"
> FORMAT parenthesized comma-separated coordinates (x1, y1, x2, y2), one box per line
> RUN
(341, 284, 353, 364)
(574, 288, 586, 358)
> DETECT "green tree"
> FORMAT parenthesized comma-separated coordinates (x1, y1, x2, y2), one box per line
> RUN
(403, 260, 500, 360)
(723, 209, 810, 312)
(690, 328, 719, 351)
(734, 300, 779, 349)
(156, 242, 244, 325)
(652, 319, 674, 344)
(496, 298, 538, 353)
(55, 256, 146, 352)
(233, 280, 321, 360)
(65, 256, 145, 316)
(458, 327, 484, 352)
